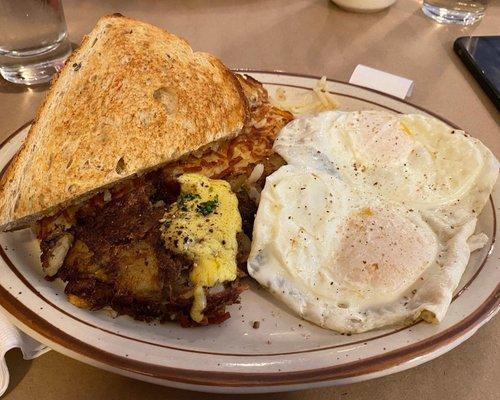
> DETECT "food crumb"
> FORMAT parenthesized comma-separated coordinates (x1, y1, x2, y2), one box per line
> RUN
(252, 321, 260, 329)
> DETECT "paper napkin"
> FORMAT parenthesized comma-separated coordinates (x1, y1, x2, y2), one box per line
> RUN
(0, 312, 48, 397)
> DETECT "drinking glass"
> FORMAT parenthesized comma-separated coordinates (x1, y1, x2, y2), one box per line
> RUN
(0, 0, 72, 85)
(422, 1, 487, 25)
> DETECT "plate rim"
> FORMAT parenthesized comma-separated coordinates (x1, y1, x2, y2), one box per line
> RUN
(0, 70, 498, 388)
(237, 69, 464, 131)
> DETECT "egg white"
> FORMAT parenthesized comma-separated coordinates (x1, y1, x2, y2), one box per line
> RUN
(248, 111, 498, 333)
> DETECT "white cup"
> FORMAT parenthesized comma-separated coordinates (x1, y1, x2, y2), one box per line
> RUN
(331, 0, 397, 13)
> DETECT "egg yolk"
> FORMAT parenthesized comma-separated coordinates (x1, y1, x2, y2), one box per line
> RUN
(160, 173, 241, 322)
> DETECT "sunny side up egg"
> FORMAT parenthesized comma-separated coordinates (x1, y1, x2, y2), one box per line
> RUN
(248, 111, 498, 333)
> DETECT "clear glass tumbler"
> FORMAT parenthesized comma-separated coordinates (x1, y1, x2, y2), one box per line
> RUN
(422, 1, 487, 25)
(0, 0, 72, 85)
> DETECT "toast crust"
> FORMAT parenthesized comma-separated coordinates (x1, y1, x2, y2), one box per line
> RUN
(0, 14, 248, 231)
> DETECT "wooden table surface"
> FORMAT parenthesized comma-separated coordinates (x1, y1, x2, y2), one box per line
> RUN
(0, 1, 498, 399)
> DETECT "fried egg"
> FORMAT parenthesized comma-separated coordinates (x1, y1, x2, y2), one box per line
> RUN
(274, 111, 497, 232)
(248, 111, 498, 333)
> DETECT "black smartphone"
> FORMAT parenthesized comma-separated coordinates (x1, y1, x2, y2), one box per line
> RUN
(454, 36, 500, 111)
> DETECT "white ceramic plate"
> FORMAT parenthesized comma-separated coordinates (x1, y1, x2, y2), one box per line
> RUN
(0, 72, 498, 394)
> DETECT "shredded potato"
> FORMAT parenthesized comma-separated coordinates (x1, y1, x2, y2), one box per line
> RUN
(271, 76, 340, 116)
(162, 77, 293, 181)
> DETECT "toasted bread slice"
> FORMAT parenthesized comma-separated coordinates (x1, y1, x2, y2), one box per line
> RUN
(0, 14, 248, 231)
(35, 76, 293, 326)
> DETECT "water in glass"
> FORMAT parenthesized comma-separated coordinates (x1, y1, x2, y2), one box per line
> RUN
(422, 1, 487, 25)
(0, 0, 71, 85)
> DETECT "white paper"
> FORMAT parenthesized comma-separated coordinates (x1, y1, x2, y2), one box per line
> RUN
(0, 312, 49, 396)
(349, 64, 414, 99)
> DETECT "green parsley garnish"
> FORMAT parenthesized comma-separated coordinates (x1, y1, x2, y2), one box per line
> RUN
(196, 197, 219, 216)
(177, 192, 201, 211)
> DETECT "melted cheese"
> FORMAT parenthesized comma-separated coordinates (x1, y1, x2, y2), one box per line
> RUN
(161, 173, 241, 322)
